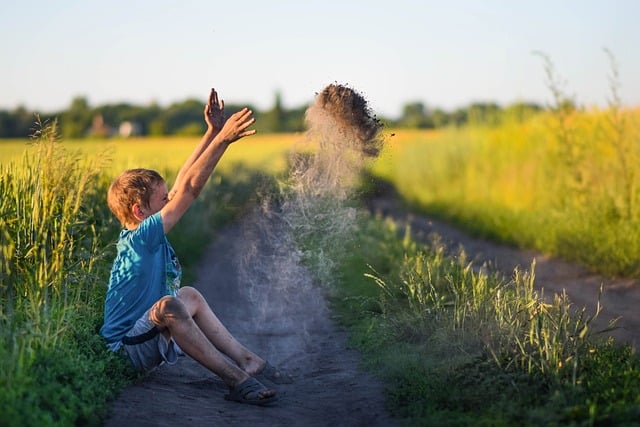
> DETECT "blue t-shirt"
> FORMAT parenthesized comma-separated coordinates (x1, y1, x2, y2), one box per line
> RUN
(100, 212, 181, 350)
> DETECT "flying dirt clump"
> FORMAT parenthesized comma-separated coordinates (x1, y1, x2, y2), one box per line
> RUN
(290, 84, 384, 203)
(305, 83, 383, 158)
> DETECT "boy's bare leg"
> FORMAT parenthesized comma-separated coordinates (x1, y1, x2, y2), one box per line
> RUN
(149, 294, 271, 396)
(177, 287, 265, 375)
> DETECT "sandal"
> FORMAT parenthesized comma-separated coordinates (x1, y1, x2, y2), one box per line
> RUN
(225, 377, 278, 406)
(256, 361, 294, 385)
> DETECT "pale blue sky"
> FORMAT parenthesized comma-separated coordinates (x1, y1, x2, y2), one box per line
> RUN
(1, 0, 637, 118)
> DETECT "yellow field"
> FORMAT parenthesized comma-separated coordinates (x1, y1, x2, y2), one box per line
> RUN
(371, 107, 640, 276)
(0, 132, 302, 178)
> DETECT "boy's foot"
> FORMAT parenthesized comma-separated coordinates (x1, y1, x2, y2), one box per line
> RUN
(225, 377, 278, 406)
(256, 361, 294, 385)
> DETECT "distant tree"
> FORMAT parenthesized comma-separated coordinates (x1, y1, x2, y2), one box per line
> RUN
(61, 97, 92, 139)
(163, 99, 204, 135)
(398, 101, 433, 128)
(175, 122, 205, 136)
(503, 101, 543, 122)
(467, 102, 502, 126)
(0, 106, 35, 138)
(148, 119, 167, 136)
(94, 102, 167, 136)
(450, 107, 468, 127)
(139, 103, 163, 135)
(431, 108, 449, 128)
(258, 91, 286, 133)
(0, 111, 11, 137)
(283, 105, 306, 132)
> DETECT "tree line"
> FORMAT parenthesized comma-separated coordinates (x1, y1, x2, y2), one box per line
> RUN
(0, 92, 544, 139)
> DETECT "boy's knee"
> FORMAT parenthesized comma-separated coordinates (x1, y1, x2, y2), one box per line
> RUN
(178, 286, 205, 304)
(150, 295, 189, 325)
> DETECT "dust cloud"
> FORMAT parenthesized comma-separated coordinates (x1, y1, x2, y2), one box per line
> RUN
(234, 84, 384, 360)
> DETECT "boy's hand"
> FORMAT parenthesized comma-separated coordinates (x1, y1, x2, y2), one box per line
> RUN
(205, 88, 225, 131)
(217, 107, 256, 145)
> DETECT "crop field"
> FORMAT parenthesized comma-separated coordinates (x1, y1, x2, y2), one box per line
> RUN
(372, 107, 640, 277)
(1, 132, 300, 176)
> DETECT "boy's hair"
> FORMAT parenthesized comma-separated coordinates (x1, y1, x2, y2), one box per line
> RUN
(107, 168, 165, 226)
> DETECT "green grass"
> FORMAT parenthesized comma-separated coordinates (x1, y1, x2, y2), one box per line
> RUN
(0, 120, 136, 426)
(324, 212, 640, 426)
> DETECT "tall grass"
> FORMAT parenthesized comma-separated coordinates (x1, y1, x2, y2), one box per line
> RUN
(365, 234, 613, 384)
(330, 215, 639, 425)
(1, 117, 106, 370)
(0, 118, 131, 425)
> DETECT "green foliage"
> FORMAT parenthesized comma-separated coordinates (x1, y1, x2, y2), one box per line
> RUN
(1, 117, 107, 354)
(60, 97, 93, 139)
(258, 91, 286, 133)
(323, 213, 640, 426)
(0, 92, 309, 139)
(0, 117, 131, 426)
(0, 107, 41, 138)
(174, 122, 205, 136)
(0, 307, 137, 427)
(94, 102, 160, 136)
(397, 102, 434, 129)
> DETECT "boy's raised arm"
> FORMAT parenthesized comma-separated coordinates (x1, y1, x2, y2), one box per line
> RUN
(169, 88, 227, 199)
(160, 105, 256, 234)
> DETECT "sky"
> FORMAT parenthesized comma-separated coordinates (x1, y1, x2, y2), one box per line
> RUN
(1, 0, 638, 119)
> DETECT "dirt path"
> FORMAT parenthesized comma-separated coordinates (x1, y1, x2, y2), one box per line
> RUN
(369, 196, 640, 350)
(104, 218, 397, 427)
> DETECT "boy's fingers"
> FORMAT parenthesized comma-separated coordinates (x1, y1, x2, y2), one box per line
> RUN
(235, 107, 252, 119)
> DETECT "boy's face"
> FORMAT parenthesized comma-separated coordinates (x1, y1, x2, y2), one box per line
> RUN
(146, 181, 169, 216)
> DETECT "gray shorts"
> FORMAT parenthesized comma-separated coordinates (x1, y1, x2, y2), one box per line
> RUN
(122, 307, 184, 373)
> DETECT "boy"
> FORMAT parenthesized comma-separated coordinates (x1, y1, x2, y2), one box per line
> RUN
(100, 88, 290, 406)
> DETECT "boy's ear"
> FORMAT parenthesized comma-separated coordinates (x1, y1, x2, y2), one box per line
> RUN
(132, 204, 145, 221)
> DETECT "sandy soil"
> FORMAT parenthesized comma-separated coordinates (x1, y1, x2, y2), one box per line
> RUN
(104, 195, 639, 426)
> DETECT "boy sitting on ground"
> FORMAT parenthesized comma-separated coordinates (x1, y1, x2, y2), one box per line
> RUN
(100, 88, 291, 406)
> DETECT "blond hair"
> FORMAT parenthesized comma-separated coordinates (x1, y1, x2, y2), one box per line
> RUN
(107, 168, 164, 226)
